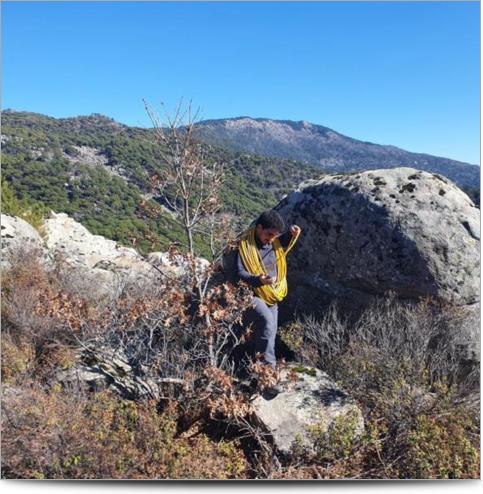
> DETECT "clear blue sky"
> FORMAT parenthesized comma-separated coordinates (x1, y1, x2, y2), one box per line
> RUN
(2, 1, 480, 164)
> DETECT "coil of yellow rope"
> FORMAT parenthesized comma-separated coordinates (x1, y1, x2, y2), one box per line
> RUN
(239, 225, 300, 306)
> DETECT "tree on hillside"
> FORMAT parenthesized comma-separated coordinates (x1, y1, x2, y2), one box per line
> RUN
(142, 99, 248, 369)
(143, 99, 227, 259)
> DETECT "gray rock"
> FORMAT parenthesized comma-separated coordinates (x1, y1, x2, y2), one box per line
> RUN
(252, 364, 364, 457)
(42, 212, 167, 297)
(55, 346, 161, 400)
(43, 212, 141, 269)
(63, 145, 108, 168)
(1, 214, 52, 270)
(148, 251, 210, 277)
(42, 212, 209, 298)
(276, 168, 480, 315)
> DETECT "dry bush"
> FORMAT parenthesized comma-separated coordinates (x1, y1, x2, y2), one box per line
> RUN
(1, 384, 247, 479)
(1, 247, 54, 342)
(1, 333, 35, 385)
(2, 249, 70, 377)
(1, 242, 260, 472)
(248, 357, 280, 391)
(1, 243, 251, 381)
(280, 293, 480, 478)
(290, 293, 478, 391)
(1, 248, 116, 381)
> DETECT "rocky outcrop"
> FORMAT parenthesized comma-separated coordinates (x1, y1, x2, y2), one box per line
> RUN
(55, 345, 164, 400)
(63, 145, 109, 168)
(1, 214, 51, 270)
(44, 213, 154, 273)
(252, 364, 364, 457)
(276, 168, 479, 313)
(42, 212, 163, 299)
(42, 212, 209, 282)
(2, 212, 209, 299)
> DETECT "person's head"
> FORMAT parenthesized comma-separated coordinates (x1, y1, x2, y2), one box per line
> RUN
(255, 210, 285, 245)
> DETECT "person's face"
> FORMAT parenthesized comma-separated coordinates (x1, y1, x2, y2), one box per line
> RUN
(256, 224, 280, 245)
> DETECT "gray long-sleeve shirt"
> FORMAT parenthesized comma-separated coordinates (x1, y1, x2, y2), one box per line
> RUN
(237, 231, 292, 288)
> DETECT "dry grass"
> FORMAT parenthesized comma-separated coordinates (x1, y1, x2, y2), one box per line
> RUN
(279, 293, 480, 479)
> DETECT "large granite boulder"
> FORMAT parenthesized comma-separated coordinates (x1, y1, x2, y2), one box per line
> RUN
(275, 167, 480, 318)
(252, 364, 364, 457)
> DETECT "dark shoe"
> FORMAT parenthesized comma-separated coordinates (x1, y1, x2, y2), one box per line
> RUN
(263, 383, 284, 397)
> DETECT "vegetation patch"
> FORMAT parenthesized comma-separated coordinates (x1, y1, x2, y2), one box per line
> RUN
(292, 365, 317, 377)
(399, 183, 416, 193)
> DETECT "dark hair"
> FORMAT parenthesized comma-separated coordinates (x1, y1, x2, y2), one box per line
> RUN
(255, 210, 285, 232)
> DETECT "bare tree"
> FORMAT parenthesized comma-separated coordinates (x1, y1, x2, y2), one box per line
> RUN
(142, 99, 239, 366)
(143, 98, 225, 260)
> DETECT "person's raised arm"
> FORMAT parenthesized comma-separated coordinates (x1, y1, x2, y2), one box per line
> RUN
(279, 225, 301, 250)
(278, 231, 292, 249)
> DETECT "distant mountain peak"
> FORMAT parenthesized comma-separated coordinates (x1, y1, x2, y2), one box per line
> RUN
(193, 116, 479, 188)
(197, 116, 339, 139)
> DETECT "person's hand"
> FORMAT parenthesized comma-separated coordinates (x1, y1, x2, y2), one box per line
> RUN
(259, 274, 274, 285)
(290, 225, 301, 236)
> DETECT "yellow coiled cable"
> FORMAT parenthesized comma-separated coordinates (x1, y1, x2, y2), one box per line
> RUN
(239, 225, 300, 306)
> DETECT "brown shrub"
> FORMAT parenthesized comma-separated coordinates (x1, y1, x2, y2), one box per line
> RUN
(1, 249, 109, 380)
(1, 384, 247, 479)
(1, 334, 35, 385)
(1, 246, 259, 478)
(1, 248, 54, 343)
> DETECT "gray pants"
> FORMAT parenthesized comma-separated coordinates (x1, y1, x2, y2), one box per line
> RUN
(243, 296, 278, 368)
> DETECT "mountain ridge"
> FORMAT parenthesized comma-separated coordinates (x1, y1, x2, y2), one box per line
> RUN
(192, 116, 480, 188)
(196, 115, 478, 162)
(7, 108, 478, 163)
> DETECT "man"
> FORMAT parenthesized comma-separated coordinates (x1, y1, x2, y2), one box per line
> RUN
(237, 210, 301, 393)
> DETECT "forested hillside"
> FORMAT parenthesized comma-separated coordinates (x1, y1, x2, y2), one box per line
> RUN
(1, 110, 320, 256)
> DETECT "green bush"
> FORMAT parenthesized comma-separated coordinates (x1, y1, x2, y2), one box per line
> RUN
(1, 179, 48, 231)
(401, 406, 479, 479)
(1, 386, 248, 479)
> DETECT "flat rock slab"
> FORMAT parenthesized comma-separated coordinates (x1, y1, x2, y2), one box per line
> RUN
(252, 364, 364, 456)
